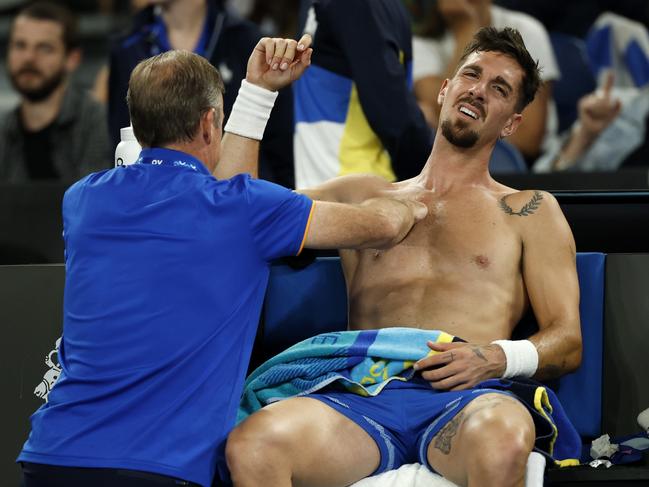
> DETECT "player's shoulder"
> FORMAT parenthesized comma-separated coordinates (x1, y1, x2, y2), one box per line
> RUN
(496, 188, 561, 219)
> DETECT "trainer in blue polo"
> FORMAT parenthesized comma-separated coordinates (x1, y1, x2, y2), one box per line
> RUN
(17, 147, 314, 487)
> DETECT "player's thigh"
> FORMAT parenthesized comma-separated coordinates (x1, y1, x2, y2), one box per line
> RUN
(425, 393, 534, 486)
(233, 397, 381, 486)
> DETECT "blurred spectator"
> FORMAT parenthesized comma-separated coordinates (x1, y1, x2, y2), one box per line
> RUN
(0, 0, 23, 13)
(495, 0, 649, 40)
(0, 2, 111, 183)
(534, 72, 621, 171)
(95, 0, 147, 13)
(91, 0, 151, 103)
(410, 0, 559, 162)
(107, 0, 296, 187)
(293, 0, 432, 188)
(226, 0, 253, 18)
(534, 12, 649, 172)
(247, 0, 300, 37)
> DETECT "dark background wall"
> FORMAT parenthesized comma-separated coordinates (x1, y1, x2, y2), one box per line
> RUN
(603, 254, 649, 436)
(1, 265, 65, 486)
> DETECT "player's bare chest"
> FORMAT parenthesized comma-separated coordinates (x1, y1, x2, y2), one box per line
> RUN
(363, 194, 522, 276)
(409, 195, 517, 247)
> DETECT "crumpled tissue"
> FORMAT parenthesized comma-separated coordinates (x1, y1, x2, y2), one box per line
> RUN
(590, 434, 619, 460)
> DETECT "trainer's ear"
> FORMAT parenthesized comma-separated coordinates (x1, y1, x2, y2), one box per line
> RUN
(437, 79, 449, 106)
(200, 108, 216, 145)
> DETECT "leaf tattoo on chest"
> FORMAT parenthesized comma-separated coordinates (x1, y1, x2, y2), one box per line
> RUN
(499, 190, 543, 217)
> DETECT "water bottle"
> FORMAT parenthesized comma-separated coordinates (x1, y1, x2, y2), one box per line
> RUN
(115, 126, 142, 167)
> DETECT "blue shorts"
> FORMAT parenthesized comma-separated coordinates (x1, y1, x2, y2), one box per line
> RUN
(309, 378, 514, 475)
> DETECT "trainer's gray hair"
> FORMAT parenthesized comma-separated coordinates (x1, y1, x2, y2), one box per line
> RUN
(127, 50, 225, 147)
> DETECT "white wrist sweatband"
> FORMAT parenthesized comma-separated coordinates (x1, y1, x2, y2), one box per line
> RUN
(491, 339, 539, 378)
(224, 79, 278, 140)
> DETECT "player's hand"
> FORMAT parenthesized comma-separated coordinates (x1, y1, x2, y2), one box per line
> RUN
(246, 34, 313, 91)
(413, 341, 506, 391)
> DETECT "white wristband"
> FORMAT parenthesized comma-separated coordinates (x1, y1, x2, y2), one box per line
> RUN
(224, 79, 278, 140)
(491, 339, 539, 378)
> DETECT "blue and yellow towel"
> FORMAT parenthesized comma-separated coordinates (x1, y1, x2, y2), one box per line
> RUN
(238, 328, 581, 464)
(239, 328, 455, 421)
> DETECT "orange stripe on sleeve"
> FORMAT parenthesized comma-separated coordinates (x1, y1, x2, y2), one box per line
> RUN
(296, 201, 316, 256)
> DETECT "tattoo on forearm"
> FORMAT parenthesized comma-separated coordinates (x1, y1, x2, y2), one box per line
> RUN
(434, 411, 464, 455)
(499, 191, 543, 217)
(471, 346, 488, 362)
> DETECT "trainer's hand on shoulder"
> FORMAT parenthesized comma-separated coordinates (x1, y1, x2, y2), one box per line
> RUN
(413, 341, 506, 391)
(391, 183, 433, 208)
(359, 197, 428, 249)
(246, 34, 313, 91)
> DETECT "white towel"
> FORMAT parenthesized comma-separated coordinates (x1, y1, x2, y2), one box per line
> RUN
(350, 453, 545, 487)
(351, 463, 457, 487)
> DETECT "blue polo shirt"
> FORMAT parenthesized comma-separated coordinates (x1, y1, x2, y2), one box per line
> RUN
(18, 148, 314, 486)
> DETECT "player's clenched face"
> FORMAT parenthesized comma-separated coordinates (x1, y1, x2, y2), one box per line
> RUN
(437, 51, 524, 149)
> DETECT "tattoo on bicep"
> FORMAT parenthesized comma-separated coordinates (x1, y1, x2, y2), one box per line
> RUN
(434, 411, 465, 455)
(499, 191, 543, 217)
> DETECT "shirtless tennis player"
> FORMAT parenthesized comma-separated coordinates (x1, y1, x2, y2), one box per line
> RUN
(227, 27, 581, 487)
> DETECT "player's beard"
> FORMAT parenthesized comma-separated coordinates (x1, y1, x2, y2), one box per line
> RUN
(10, 64, 66, 102)
(440, 118, 479, 149)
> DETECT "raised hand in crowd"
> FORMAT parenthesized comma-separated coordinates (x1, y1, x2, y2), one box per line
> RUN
(552, 71, 621, 170)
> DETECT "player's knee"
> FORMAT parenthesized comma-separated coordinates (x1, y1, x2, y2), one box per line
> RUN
(225, 423, 260, 480)
(226, 413, 292, 478)
(462, 397, 534, 466)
